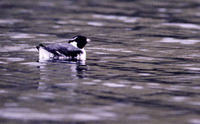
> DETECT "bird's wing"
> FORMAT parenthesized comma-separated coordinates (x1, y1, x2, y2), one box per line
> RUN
(45, 43, 82, 57)
(42, 43, 60, 56)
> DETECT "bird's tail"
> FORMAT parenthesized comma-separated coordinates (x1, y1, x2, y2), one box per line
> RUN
(36, 44, 54, 61)
(36, 44, 45, 50)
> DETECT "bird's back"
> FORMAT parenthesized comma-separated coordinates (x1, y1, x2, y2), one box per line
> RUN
(45, 43, 82, 57)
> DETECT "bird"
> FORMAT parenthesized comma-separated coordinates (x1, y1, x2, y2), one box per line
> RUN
(36, 35, 90, 61)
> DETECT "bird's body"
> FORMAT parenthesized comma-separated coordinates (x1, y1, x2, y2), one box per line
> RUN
(36, 35, 90, 61)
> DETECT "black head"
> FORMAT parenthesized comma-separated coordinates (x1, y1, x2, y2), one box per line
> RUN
(68, 35, 90, 49)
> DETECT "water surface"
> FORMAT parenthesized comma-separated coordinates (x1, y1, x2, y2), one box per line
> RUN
(0, 0, 200, 124)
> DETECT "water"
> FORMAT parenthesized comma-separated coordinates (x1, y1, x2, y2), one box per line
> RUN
(0, 0, 200, 123)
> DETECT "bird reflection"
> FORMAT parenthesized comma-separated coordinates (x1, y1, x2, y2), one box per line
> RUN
(37, 60, 88, 90)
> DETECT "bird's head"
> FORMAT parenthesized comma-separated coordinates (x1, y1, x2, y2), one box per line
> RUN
(68, 35, 90, 49)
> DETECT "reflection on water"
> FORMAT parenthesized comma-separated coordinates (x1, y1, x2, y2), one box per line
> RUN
(92, 14, 138, 23)
(0, 0, 200, 123)
(156, 38, 200, 44)
(160, 23, 200, 29)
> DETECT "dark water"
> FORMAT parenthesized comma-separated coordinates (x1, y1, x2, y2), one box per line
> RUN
(1, 0, 200, 123)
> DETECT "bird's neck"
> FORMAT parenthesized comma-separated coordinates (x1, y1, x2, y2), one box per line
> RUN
(70, 42, 78, 48)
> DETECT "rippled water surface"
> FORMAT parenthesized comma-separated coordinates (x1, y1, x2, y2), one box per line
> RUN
(1, 0, 200, 123)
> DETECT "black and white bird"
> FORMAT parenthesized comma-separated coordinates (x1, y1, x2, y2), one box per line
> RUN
(36, 35, 90, 61)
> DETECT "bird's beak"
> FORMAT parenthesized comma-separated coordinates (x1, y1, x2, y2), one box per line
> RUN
(87, 38, 91, 43)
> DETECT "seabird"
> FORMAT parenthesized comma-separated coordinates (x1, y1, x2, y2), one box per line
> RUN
(36, 35, 90, 61)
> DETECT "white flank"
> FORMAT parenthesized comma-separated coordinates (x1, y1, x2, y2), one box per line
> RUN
(39, 47, 54, 60)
